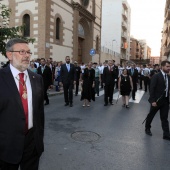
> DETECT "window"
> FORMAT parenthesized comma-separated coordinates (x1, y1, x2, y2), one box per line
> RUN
(56, 18, 60, 40)
(23, 14, 30, 37)
(78, 24, 85, 37)
(81, 0, 89, 7)
(96, 36, 99, 53)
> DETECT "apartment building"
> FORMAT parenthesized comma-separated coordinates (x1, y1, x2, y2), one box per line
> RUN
(0, 0, 102, 63)
(130, 37, 142, 60)
(161, 0, 170, 61)
(101, 0, 131, 64)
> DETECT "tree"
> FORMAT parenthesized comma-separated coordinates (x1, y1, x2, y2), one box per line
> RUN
(0, 3, 34, 58)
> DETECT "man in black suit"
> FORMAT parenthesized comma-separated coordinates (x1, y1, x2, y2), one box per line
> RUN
(37, 58, 52, 105)
(145, 60, 170, 140)
(103, 60, 117, 106)
(128, 64, 138, 100)
(60, 56, 76, 107)
(113, 60, 119, 89)
(74, 61, 81, 96)
(0, 38, 44, 170)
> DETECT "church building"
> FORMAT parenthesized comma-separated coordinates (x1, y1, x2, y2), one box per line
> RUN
(1, 0, 102, 63)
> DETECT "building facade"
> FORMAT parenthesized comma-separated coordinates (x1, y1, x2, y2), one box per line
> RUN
(101, 0, 131, 64)
(130, 37, 142, 60)
(161, 0, 170, 61)
(0, 0, 102, 63)
(150, 56, 160, 65)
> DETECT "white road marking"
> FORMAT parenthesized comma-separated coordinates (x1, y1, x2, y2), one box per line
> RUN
(129, 90, 145, 103)
(77, 89, 145, 104)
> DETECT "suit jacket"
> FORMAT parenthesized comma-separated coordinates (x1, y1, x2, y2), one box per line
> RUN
(37, 65, 52, 88)
(60, 63, 76, 84)
(0, 66, 44, 164)
(149, 71, 170, 104)
(128, 68, 138, 84)
(103, 66, 117, 85)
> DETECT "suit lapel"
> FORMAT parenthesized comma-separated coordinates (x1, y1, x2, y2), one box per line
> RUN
(3, 66, 23, 112)
(28, 70, 36, 114)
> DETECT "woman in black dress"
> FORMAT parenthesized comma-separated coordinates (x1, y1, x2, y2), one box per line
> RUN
(81, 62, 95, 107)
(118, 69, 133, 108)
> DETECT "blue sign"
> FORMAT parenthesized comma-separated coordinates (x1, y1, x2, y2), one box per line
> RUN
(90, 48, 96, 56)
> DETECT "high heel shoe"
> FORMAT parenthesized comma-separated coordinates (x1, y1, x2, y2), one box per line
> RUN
(126, 105, 130, 108)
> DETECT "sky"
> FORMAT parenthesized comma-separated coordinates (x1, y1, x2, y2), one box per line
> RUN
(127, 0, 166, 56)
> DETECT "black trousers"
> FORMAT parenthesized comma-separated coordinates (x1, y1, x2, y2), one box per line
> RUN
(63, 83, 73, 104)
(144, 76, 149, 92)
(0, 128, 40, 170)
(132, 82, 137, 99)
(75, 80, 79, 95)
(140, 75, 144, 89)
(44, 86, 49, 103)
(95, 77, 99, 95)
(145, 98, 170, 136)
(104, 83, 114, 104)
(100, 74, 103, 88)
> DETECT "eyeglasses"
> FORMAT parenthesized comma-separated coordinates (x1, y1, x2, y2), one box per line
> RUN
(10, 50, 32, 56)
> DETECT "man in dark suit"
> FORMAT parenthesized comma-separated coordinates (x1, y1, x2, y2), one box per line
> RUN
(0, 38, 44, 170)
(128, 64, 138, 100)
(145, 60, 170, 140)
(103, 60, 117, 106)
(60, 56, 76, 107)
(74, 61, 81, 96)
(37, 58, 52, 105)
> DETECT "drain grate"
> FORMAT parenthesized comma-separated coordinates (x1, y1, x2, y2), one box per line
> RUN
(71, 131, 101, 142)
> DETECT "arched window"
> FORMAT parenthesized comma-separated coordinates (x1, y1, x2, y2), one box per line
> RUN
(96, 36, 99, 53)
(23, 14, 30, 37)
(78, 24, 85, 37)
(56, 18, 60, 40)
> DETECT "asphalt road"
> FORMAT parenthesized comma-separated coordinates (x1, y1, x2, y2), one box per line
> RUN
(39, 89, 170, 170)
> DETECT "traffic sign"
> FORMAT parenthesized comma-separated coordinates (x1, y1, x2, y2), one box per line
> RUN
(90, 48, 96, 56)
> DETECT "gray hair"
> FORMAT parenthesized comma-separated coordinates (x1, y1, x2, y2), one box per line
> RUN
(6, 38, 28, 51)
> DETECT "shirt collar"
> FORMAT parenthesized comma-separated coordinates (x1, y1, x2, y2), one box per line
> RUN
(10, 64, 28, 79)
(160, 70, 167, 77)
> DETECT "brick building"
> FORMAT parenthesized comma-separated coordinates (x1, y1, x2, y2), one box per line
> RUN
(0, 0, 102, 63)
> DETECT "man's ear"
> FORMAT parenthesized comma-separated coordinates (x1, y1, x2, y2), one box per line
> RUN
(6, 52, 12, 61)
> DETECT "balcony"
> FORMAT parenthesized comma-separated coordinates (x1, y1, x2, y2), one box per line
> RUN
(122, 1, 128, 10)
(165, 9, 170, 21)
(122, 21, 127, 30)
(121, 32, 127, 40)
(122, 10, 127, 20)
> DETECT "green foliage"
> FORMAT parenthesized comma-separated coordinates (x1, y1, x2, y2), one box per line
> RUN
(0, 3, 35, 58)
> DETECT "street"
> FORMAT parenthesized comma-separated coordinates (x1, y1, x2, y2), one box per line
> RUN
(39, 89, 170, 170)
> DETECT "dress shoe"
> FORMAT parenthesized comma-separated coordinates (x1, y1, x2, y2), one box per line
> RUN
(65, 103, 69, 106)
(69, 103, 73, 107)
(44, 102, 49, 105)
(110, 102, 114, 105)
(145, 129, 152, 136)
(104, 103, 108, 106)
(163, 135, 170, 141)
(132, 98, 135, 100)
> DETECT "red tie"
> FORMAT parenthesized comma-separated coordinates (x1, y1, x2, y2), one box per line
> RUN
(19, 73, 28, 132)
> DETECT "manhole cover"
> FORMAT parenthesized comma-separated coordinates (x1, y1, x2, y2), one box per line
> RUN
(71, 131, 101, 142)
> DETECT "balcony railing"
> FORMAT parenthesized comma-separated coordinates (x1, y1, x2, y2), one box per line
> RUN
(122, 10, 128, 20)
(101, 46, 121, 58)
(121, 32, 127, 39)
(122, 1, 128, 10)
(122, 21, 127, 30)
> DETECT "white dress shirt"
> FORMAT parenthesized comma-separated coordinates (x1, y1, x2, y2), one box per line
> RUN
(10, 64, 33, 129)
